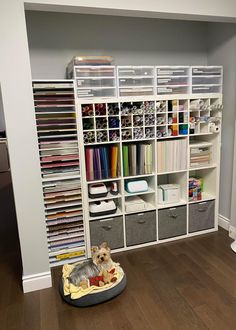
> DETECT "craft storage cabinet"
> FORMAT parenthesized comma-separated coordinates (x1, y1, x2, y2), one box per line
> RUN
(32, 66, 223, 265)
(32, 80, 86, 267)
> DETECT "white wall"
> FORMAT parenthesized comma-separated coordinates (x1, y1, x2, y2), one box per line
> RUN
(0, 1, 50, 286)
(207, 23, 236, 222)
(26, 11, 208, 79)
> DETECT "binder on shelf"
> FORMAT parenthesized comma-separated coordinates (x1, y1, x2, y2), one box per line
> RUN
(123, 145, 129, 177)
(85, 147, 94, 181)
(111, 145, 118, 178)
(129, 144, 137, 176)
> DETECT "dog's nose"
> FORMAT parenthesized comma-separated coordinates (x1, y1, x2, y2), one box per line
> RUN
(101, 257, 104, 261)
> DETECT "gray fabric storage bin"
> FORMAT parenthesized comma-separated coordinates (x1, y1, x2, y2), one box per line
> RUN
(189, 200, 215, 233)
(158, 205, 187, 240)
(125, 211, 156, 246)
(90, 216, 124, 249)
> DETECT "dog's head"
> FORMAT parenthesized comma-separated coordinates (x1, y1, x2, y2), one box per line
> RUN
(91, 242, 111, 266)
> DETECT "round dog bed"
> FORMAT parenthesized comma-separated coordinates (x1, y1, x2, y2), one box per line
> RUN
(59, 273, 127, 307)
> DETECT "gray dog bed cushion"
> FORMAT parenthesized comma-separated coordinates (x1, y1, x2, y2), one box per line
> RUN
(59, 273, 127, 307)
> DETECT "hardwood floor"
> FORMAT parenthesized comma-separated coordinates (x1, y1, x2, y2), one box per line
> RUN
(1, 172, 236, 329)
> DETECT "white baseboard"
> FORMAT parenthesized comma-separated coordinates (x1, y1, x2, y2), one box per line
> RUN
(229, 225, 236, 240)
(218, 214, 230, 231)
(22, 271, 52, 293)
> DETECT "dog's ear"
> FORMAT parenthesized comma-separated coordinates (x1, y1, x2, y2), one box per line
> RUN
(100, 242, 110, 252)
(91, 246, 99, 255)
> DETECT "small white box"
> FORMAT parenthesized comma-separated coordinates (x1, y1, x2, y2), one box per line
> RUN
(125, 196, 146, 213)
(159, 184, 180, 204)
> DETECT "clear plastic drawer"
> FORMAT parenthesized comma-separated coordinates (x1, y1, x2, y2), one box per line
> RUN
(119, 77, 153, 87)
(118, 66, 154, 77)
(192, 76, 222, 85)
(192, 85, 222, 94)
(119, 87, 154, 97)
(157, 86, 189, 95)
(77, 87, 116, 98)
(77, 78, 116, 88)
(75, 66, 115, 78)
(192, 67, 222, 76)
(156, 66, 189, 76)
(156, 76, 189, 86)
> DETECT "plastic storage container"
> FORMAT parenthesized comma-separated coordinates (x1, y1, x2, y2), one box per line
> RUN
(77, 78, 116, 88)
(119, 77, 153, 87)
(75, 66, 116, 77)
(77, 87, 116, 98)
(157, 76, 189, 86)
(192, 67, 222, 76)
(118, 66, 154, 77)
(156, 66, 190, 77)
(192, 85, 222, 94)
(157, 86, 189, 95)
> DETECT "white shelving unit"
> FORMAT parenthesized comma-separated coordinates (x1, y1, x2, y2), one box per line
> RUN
(76, 90, 222, 257)
(32, 80, 87, 267)
(31, 66, 223, 264)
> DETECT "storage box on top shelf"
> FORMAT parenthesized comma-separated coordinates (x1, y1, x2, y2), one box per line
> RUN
(67, 56, 116, 99)
(156, 66, 191, 95)
(67, 56, 114, 77)
(191, 66, 223, 94)
(117, 66, 155, 97)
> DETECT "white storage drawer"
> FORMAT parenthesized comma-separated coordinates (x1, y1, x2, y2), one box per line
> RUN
(156, 67, 189, 76)
(119, 87, 154, 97)
(192, 67, 222, 76)
(157, 86, 189, 95)
(119, 77, 153, 87)
(77, 87, 116, 98)
(75, 66, 116, 77)
(192, 85, 221, 94)
(156, 76, 189, 86)
(118, 67, 154, 77)
(77, 78, 116, 88)
(192, 76, 222, 85)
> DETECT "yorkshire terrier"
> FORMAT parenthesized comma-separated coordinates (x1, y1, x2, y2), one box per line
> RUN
(69, 242, 113, 287)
